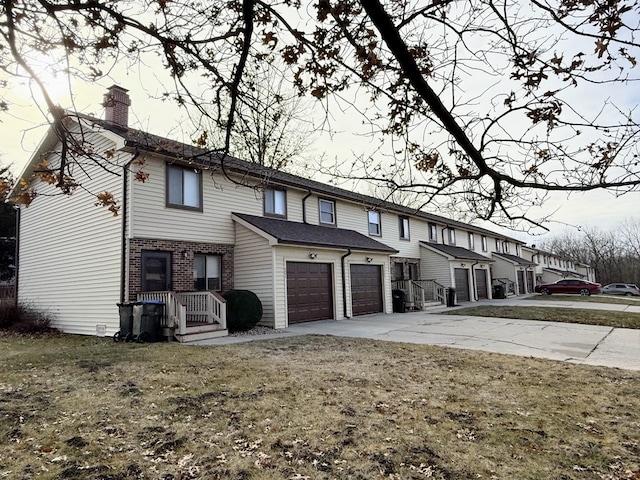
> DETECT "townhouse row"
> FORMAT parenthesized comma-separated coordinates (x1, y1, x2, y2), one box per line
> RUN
(11, 86, 594, 339)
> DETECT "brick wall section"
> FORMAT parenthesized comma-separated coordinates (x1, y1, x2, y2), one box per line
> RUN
(391, 257, 421, 281)
(128, 238, 234, 299)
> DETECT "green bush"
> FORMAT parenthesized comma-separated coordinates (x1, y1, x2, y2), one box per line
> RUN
(222, 290, 263, 333)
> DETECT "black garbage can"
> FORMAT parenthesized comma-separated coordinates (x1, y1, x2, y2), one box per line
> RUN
(115, 302, 141, 342)
(446, 287, 456, 307)
(392, 289, 407, 313)
(136, 300, 164, 342)
(492, 285, 505, 299)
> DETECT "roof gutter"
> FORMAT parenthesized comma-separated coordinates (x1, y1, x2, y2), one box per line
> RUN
(341, 249, 352, 319)
(302, 190, 312, 224)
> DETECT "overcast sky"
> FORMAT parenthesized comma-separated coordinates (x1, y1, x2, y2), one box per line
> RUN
(1, 67, 638, 246)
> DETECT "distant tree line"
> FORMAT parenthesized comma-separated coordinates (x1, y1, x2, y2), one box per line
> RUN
(541, 220, 640, 287)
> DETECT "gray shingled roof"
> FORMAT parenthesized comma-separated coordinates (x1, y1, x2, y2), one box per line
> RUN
(233, 213, 398, 253)
(492, 252, 535, 265)
(420, 242, 493, 262)
(72, 113, 522, 243)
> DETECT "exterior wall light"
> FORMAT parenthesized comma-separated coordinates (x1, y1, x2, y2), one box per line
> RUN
(309, 252, 318, 259)
(366, 257, 373, 263)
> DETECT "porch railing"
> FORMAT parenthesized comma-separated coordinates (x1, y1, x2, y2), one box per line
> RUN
(136, 291, 226, 336)
(493, 278, 516, 296)
(392, 279, 447, 307)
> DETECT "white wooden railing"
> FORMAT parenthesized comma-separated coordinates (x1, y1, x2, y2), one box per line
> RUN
(136, 291, 226, 336)
(392, 279, 446, 308)
(433, 281, 446, 304)
(180, 291, 227, 330)
(493, 278, 516, 296)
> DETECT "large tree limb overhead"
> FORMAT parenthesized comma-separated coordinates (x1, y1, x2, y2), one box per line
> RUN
(2, 0, 639, 230)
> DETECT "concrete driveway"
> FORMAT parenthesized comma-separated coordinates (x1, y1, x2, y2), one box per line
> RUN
(195, 296, 640, 371)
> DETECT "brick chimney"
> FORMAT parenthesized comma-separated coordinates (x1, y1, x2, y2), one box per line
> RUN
(103, 85, 131, 127)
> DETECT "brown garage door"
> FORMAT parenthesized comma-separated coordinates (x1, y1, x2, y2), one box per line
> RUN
(350, 264, 383, 316)
(517, 270, 525, 295)
(286, 262, 334, 324)
(454, 268, 470, 302)
(475, 269, 488, 299)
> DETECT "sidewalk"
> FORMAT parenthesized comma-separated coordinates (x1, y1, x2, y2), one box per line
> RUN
(193, 297, 640, 371)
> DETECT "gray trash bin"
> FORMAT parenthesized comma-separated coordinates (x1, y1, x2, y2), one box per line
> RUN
(136, 300, 164, 342)
(392, 289, 407, 313)
(446, 288, 456, 307)
(115, 302, 141, 342)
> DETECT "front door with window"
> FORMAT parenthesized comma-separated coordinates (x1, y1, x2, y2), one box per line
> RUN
(141, 251, 171, 291)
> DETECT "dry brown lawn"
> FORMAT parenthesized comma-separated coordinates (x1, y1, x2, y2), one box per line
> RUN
(443, 306, 640, 329)
(1, 334, 639, 480)
(527, 294, 640, 306)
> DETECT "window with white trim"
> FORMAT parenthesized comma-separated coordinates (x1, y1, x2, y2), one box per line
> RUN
(399, 216, 410, 240)
(193, 254, 221, 291)
(368, 210, 381, 236)
(264, 188, 286, 217)
(167, 164, 202, 210)
(319, 198, 336, 225)
(468, 232, 475, 249)
(495, 238, 501, 252)
(428, 223, 437, 242)
(448, 228, 456, 245)
(481, 235, 487, 252)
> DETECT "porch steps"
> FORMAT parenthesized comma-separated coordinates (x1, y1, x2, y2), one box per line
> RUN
(175, 328, 228, 343)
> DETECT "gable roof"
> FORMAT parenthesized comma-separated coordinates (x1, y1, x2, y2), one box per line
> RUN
(419, 242, 494, 262)
(492, 252, 535, 265)
(16, 110, 521, 243)
(61, 113, 521, 243)
(232, 213, 398, 253)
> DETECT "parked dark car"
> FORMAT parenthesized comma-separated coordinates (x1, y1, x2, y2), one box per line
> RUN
(534, 279, 601, 296)
(601, 283, 640, 296)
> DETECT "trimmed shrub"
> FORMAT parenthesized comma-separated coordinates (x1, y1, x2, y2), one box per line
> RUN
(222, 290, 263, 333)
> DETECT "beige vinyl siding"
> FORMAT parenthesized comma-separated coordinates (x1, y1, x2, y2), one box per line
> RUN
(132, 162, 313, 243)
(18, 136, 126, 336)
(491, 257, 516, 282)
(419, 247, 452, 287)
(233, 223, 275, 326)
(131, 160, 264, 243)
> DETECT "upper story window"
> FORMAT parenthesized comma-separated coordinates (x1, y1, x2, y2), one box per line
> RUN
(481, 235, 487, 252)
(495, 238, 501, 253)
(399, 216, 410, 240)
(503, 241, 509, 253)
(447, 228, 456, 245)
(167, 164, 202, 211)
(368, 210, 381, 236)
(428, 223, 437, 242)
(319, 198, 336, 225)
(193, 254, 221, 291)
(264, 188, 286, 217)
(468, 232, 475, 249)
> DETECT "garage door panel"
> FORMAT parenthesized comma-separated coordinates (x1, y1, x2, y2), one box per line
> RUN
(350, 264, 383, 316)
(454, 268, 470, 302)
(287, 262, 333, 324)
(476, 269, 488, 300)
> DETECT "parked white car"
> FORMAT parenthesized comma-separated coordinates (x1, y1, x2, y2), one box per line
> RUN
(601, 284, 640, 296)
